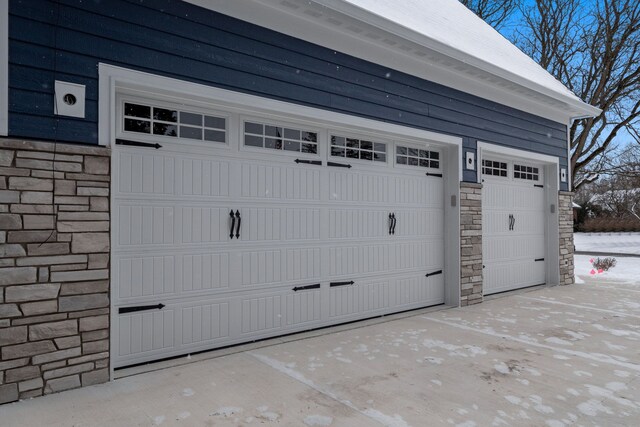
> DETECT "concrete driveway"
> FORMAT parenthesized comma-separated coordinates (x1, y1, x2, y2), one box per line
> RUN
(2, 280, 640, 426)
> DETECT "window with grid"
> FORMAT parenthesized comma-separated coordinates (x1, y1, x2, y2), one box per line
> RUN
(330, 136, 387, 162)
(514, 164, 540, 181)
(123, 102, 226, 143)
(244, 121, 318, 154)
(482, 159, 508, 177)
(396, 146, 440, 168)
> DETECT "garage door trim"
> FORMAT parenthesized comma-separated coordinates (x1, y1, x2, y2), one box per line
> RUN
(102, 64, 463, 377)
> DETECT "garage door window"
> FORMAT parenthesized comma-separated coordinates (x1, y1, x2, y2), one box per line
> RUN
(396, 145, 440, 168)
(244, 121, 318, 154)
(514, 164, 540, 181)
(123, 102, 227, 143)
(330, 136, 386, 162)
(482, 159, 508, 177)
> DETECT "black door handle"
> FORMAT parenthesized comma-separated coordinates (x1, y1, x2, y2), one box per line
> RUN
(388, 213, 393, 235)
(235, 210, 241, 239)
(512, 214, 515, 231)
(229, 210, 236, 239)
(508, 214, 513, 231)
(391, 213, 397, 235)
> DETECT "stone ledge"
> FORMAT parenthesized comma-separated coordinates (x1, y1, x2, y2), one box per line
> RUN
(0, 139, 111, 157)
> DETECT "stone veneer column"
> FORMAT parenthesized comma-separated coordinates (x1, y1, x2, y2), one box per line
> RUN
(0, 139, 111, 404)
(558, 191, 575, 286)
(460, 182, 483, 306)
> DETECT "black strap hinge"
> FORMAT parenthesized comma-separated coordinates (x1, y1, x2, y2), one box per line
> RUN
(116, 139, 162, 149)
(425, 269, 443, 277)
(293, 283, 321, 292)
(119, 303, 165, 314)
(295, 159, 322, 166)
(534, 184, 544, 188)
(327, 161, 352, 169)
(426, 173, 443, 178)
(330, 280, 355, 287)
(535, 258, 545, 262)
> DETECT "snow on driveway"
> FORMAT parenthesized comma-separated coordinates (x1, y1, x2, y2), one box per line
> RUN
(574, 232, 640, 255)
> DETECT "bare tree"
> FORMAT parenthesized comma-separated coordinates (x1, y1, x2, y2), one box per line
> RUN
(460, 0, 520, 30)
(463, 0, 640, 191)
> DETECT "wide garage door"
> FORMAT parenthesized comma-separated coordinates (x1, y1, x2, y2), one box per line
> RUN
(482, 157, 546, 295)
(111, 97, 446, 367)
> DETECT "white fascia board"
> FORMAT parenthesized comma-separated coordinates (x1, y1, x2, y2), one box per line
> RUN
(0, 0, 9, 136)
(184, 0, 600, 123)
(477, 141, 560, 166)
(317, 0, 601, 119)
(98, 63, 462, 148)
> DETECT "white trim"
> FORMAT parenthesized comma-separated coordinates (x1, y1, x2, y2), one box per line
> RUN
(476, 141, 561, 289)
(0, 0, 9, 136)
(98, 63, 462, 149)
(566, 120, 573, 192)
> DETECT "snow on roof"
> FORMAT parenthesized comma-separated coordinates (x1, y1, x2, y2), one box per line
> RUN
(338, 0, 585, 106)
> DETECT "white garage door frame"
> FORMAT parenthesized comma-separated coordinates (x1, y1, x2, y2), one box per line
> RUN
(99, 64, 462, 379)
(477, 142, 560, 294)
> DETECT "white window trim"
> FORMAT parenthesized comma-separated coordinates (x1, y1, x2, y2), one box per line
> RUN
(0, 1, 9, 136)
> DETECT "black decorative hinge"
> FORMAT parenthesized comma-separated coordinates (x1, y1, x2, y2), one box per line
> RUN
(293, 283, 321, 292)
(330, 280, 355, 287)
(426, 173, 443, 178)
(116, 139, 162, 149)
(119, 303, 166, 314)
(425, 269, 443, 277)
(327, 161, 352, 168)
(534, 184, 544, 188)
(295, 159, 322, 166)
(535, 258, 545, 262)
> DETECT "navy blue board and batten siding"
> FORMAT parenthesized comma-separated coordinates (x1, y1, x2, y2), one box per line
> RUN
(7, 0, 569, 190)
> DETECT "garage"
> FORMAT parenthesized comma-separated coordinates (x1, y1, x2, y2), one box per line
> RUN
(111, 94, 448, 367)
(481, 156, 547, 295)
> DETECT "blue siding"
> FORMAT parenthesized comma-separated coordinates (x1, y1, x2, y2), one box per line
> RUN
(7, 0, 569, 189)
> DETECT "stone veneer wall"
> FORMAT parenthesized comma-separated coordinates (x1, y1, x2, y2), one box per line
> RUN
(460, 182, 483, 306)
(0, 139, 111, 404)
(559, 191, 575, 286)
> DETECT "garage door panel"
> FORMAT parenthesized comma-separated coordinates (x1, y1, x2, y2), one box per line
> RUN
(394, 210, 444, 238)
(394, 273, 444, 309)
(240, 163, 322, 201)
(329, 171, 390, 203)
(115, 251, 231, 301)
(328, 209, 395, 240)
(181, 302, 231, 345)
(484, 260, 545, 294)
(116, 150, 231, 198)
(117, 308, 176, 361)
(394, 175, 442, 206)
(484, 235, 545, 262)
(329, 279, 391, 319)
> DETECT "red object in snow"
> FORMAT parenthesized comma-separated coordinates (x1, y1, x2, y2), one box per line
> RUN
(589, 258, 594, 263)
(598, 269, 603, 274)
(590, 269, 596, 275)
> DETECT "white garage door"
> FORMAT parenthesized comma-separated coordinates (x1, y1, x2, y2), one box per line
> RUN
(482, 158, 546, 295)
(111, 98, 445, 367)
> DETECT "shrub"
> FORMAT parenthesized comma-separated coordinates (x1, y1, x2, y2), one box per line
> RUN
(591, 257, 617, 272)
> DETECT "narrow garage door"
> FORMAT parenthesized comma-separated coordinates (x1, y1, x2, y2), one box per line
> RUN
(482, 158, 546, 295)
(111, 99, 445, 368)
